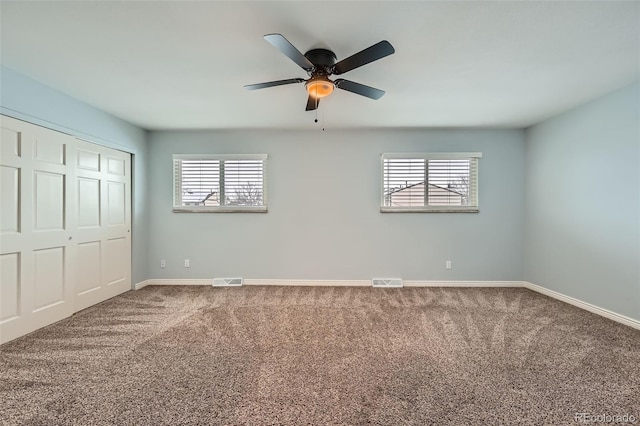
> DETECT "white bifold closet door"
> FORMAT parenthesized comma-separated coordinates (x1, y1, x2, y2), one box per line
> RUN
(0, 116, 131, 344)
(74, 138, 131, 311)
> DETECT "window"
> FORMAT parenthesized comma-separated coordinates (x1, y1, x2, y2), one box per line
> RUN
(173, 154, 267, 212)
(381, 152, 481, 212)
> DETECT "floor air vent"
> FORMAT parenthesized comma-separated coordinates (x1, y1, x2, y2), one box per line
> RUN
(212, 277, 243, 287)
(372, 278, 403, 288)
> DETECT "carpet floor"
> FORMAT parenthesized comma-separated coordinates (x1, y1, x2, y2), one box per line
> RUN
(1, 286, 639, 425)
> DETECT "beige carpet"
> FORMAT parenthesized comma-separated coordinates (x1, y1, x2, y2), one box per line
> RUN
(1, 286, 639, 425)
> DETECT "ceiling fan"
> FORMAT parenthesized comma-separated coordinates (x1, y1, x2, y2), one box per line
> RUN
(244, 34, 395, 111)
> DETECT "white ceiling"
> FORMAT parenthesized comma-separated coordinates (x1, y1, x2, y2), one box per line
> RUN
(1, 1, 638, 130)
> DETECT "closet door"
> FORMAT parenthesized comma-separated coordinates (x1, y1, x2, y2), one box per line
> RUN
(1, 116, 75, 343)
(74, 139, 131, 312)
(0, 116, 132, 344)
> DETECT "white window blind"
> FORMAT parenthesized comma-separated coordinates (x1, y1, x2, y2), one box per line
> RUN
(381, 152, 481, 212)
(173, 154, 267, 212)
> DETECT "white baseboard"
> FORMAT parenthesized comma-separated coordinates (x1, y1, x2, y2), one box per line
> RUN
(134, 278, 639, 330)
(243, 279, 371, 287)
(137, 279, 522, 289)
(135, 279, 211, 290)
(523, 282, 640, 330)
(134, 280, 152, 290)
(405, 280, 525, 288)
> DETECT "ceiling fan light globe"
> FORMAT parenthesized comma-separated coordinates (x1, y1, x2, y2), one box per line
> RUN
(306, 78, 335, 98)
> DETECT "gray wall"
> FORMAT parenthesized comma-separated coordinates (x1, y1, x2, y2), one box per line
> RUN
(6, 66, 637, 322)
(524, 83, 640, 320)
(148, 128, 525, 281)
(0, 66, 150, 284)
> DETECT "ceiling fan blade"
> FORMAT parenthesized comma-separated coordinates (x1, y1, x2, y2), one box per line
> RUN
(264, 34, 315, 71)
(333, 40, 395, 75)
(244, 78, 305, 90)
(334, 79, 385, 100)
(305, 96, 319, 111)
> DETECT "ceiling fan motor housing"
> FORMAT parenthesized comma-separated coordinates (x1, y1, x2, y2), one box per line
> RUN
(304, 49, 337, 74)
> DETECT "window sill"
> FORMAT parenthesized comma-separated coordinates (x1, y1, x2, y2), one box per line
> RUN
(173, 207, 268, 213)
(380, 207, 479, 213)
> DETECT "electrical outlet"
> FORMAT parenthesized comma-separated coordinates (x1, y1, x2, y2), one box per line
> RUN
(160, 260, 166, 268)
(446, 260, 452, 269)
(184, 259, 190, 268)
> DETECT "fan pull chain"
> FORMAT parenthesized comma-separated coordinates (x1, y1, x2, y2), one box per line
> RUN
(314, 85, 319, 124)
(322, 102, 326, 131)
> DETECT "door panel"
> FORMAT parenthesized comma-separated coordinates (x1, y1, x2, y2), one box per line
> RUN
(107, 181, 126, 226)
(0, 127, 21, 158)
(104, 237, 126, 286)
(107, 157, 125, 176)
(77, 241, 101, 294)
(34, 171, 65, 231)
(0, 253, 20, 322)
(33, 247, 65, 310)
(33, 139, 64, 164)
(78, 178, 101, 228)
(77, 149, 100, 171)
(0, 166, 20, 233)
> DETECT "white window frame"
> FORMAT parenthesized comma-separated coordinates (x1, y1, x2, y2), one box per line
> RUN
(380, 152, 482, 213)
(173, 154, 268, 213)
